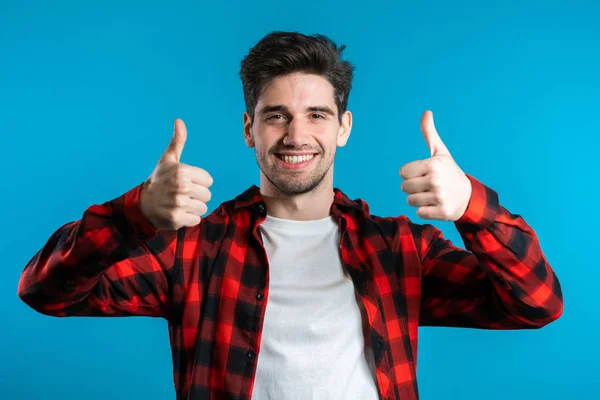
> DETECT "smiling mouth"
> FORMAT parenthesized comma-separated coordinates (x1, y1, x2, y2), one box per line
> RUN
(275, 153, 318, 164)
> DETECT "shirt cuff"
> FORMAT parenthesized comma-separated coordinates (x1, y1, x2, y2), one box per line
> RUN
(455, 174, 500, 228)
(117, 182, 160, 241)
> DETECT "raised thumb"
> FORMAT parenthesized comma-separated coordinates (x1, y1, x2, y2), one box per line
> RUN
(420, 110, 449, 157)
(160, 119, 187, 164)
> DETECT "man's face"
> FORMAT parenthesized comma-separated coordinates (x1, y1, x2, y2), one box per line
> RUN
(243, 72, 352, 196)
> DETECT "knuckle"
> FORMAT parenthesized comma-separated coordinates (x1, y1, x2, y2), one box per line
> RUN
(176, 181, 189, 193)
(174, 194, 187, 208)
(173, 165, 187, 182)
(167, 209, 180, 222)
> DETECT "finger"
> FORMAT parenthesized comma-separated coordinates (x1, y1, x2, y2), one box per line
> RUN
(420, 110, 449, 157)
(159, 119, 187, 164)
(171, 177, 212, 202)
(163, 164, 214, 188)
(406, 192, 437, 207)
(179, 212, 202, 227)
(187, 184, 212, 203)
(184, 165, 214, 187)
(400, 159, 430, 179)
(400, 176, 431, 194)
(180, 197, 209, 216)
(170, 194, 208, 215)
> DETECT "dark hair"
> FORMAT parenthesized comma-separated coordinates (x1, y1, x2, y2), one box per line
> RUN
(239, 31, 354, 124)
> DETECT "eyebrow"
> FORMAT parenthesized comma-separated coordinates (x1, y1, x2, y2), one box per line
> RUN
(258, 104, 336, 117)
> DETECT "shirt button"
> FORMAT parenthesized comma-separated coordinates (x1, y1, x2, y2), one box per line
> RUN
(256, 293, 264, 301)
(255, 203, 265, 213)
(247, 350, 256, 359)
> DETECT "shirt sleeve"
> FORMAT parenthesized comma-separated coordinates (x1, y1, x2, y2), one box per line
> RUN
(416, 174, 563, 329)
(17, 182, 178, 319)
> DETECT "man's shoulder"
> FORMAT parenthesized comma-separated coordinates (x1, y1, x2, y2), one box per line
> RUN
(331, 187, 430, 237)
(204, 185, 263, 217)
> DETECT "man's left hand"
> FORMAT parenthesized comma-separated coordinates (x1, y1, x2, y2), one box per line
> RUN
(399, 110, 472, 221)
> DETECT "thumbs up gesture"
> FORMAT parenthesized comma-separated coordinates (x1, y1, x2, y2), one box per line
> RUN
(399, 111, 472, 221)
(140, 119, 214, 230)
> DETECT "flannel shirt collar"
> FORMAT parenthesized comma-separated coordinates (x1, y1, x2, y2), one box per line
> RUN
(232, 184, 367, 215)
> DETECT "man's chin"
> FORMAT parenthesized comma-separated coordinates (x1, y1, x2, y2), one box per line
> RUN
(273, 183, 315, 196)
(268, 176, 324, 196)
(259, 160, 330, 196)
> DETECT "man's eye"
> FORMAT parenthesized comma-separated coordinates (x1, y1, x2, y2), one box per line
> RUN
(311, 114, 325, 119)
(267, 114, 284, 121)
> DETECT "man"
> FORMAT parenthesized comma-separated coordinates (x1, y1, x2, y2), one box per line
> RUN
(18, 31, 563, 400)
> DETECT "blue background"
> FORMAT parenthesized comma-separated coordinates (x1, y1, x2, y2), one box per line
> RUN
(1, 0, 597, 399)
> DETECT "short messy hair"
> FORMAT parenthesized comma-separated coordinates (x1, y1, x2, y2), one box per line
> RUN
(239, 31, 355, 124)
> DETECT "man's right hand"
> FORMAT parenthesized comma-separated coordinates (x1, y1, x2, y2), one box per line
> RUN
(140, 119, 213, 230)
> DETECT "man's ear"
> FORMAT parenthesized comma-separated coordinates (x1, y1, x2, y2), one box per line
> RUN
(243, 112, 255, 148)
(337, 110, 352, 147)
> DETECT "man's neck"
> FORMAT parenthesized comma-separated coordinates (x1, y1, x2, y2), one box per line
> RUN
(259, 182, 335, 221)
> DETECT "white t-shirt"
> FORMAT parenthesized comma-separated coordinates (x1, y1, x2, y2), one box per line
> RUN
(251, 214, 380, 400)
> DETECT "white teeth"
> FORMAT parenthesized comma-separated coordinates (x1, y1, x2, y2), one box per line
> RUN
(280, 154, 314, 164)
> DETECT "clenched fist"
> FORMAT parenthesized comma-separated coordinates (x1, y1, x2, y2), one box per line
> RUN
(140, 119, 213, 230)
(399, 111, 472, 221)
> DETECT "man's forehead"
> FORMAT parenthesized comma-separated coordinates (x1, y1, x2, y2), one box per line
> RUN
(257, 73, 336, 109)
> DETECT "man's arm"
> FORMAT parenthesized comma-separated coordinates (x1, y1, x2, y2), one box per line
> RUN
(415, 175, 563, 329)
(17, 183, 176, 318)
(18, 119, 213, 318)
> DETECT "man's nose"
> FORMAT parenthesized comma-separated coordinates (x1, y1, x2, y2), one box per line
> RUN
(282, 118, 310, 147)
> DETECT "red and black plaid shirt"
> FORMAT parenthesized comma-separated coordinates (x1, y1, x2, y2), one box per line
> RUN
(18, 174, 563, 400)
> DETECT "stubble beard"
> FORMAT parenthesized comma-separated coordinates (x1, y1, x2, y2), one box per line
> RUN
(256, 151, 333, 196)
